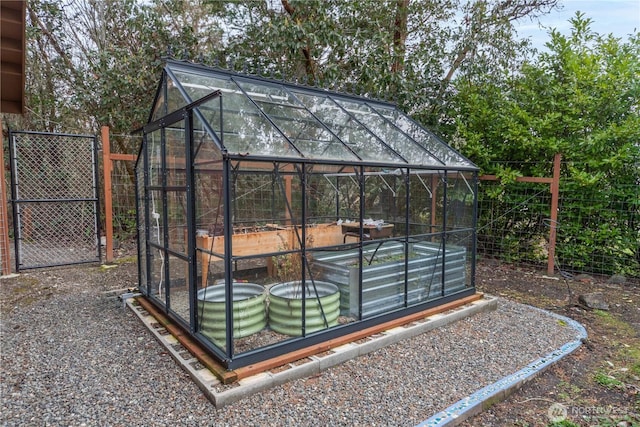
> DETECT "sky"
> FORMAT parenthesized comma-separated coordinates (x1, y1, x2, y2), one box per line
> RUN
(515, 0, 640, 50)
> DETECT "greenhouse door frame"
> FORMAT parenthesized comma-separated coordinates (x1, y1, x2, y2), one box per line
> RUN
(8, 130, 101, 271)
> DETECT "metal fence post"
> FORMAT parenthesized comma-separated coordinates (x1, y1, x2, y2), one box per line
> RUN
(0, 118, 11, 275)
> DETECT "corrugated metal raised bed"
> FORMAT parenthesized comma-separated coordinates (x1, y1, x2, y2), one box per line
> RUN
(312, 241, 467, 318)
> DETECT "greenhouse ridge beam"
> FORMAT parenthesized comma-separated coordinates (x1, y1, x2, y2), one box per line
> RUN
(222, 153, 478, 171)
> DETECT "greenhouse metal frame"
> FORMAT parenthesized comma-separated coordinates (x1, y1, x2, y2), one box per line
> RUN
(135, 59, 479, 369)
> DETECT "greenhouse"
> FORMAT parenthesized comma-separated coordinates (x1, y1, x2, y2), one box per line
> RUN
(134, 59, 479, 369)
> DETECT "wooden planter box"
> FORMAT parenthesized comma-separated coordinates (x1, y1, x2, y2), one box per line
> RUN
(195, 223, 344, 287)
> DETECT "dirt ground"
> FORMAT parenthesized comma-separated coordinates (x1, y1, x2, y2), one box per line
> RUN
(1, 251, 638, 426)
(462, 260, 640, 427)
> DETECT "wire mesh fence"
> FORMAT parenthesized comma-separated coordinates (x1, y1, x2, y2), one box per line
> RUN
(96, 132, 140, 253)
(110, 159, 138, 238)
(3, 127, 636, 281)
(105, 157, 638, 279)
(476, 181, 553, 265)
(556, 179, 638, 278)
(476, 163, 639, 280)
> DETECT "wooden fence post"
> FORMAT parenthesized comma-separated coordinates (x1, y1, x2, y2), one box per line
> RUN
(547, 153, 561, 275)
(102, 126, 114, 263)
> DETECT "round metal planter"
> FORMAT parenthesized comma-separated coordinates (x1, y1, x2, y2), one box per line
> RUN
(197, 283, 267, 341)
(268, 280, 340, 336)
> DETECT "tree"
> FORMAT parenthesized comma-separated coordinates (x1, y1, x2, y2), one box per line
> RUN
(6, 0, 225, 142)
(213, 0, 558, 129)
(450, 13, 640, 274)
(6, 0, 560, 141)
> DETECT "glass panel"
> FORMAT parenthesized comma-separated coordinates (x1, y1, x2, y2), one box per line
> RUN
(359, 166, 405, 317)
(407, 171, 441, 236)
(335, 99, 442, 166)
(150, 77, 167, 122)
(373, 105, 475, 167)
(309, 246, 358, 322)
(197, 235, 225, 288)
(229, 161, 300, 258)
(440, 172, 474, 295)
(166, 73, 188, 116)
(232, 167, 289, 227)
(148, 190, 164, 247)
(433, 172, 445, 234)
(165, 127, 186, 188)
(409, 235, 447, 300)
(446, 172, 475, 231)
(169, 68, 220, 104)
(359, 240, 406, 317)
(193, 113, 224, 291)
(136, 156, 148, 295)
(362, 169, 403, 232)
(328, 166, 361, 222)
(169, 68, 297, 158)
(165, 125, 188, 254)
(235, 80, 359, 161)
(306, 167, 340, 225)
(149, 243, 166, 306)
(193, 97, 223, 152)
(168, 256, 190, 322)
(292, 92, 403, 163)
(196, 254, 227, 353)
(147, 130, 162, 187)
(230, 279, 269, 354)
(447, 231, 474, 290)
(308, 165, 362, 319)
(167, 190, 187, 253)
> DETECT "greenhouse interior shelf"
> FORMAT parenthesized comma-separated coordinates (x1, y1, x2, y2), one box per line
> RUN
(133, 58, 479, 369)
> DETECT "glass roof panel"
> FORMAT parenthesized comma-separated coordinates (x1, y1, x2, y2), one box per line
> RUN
(150, 80, 166, 122)
(333, 99, 444, 166)
(138, 72, 182, 123)
(234, 79, 360, 161)
(372, 105, 475, 167)
(169, 68, 300, 158)
(155, 60, 477, 170)
(292, 91, 405, 163)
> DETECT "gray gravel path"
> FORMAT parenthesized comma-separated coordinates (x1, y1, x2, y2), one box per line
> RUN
(1, 265, 580, 426)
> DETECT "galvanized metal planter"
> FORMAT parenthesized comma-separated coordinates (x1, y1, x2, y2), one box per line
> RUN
(313, 242, 467, 318)
(197, 283, 267, 341)
(268, 280, 341, 336)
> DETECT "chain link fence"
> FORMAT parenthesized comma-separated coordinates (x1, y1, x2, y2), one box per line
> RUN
(9, 131, 100, 270)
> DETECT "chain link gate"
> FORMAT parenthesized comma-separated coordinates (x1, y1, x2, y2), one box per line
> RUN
(9, 130, 101, 271)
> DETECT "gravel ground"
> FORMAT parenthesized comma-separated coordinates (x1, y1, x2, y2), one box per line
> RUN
(1, 264, 581, 426)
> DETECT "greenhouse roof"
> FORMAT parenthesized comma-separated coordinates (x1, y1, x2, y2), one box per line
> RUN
(149, 59, 477, 170)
